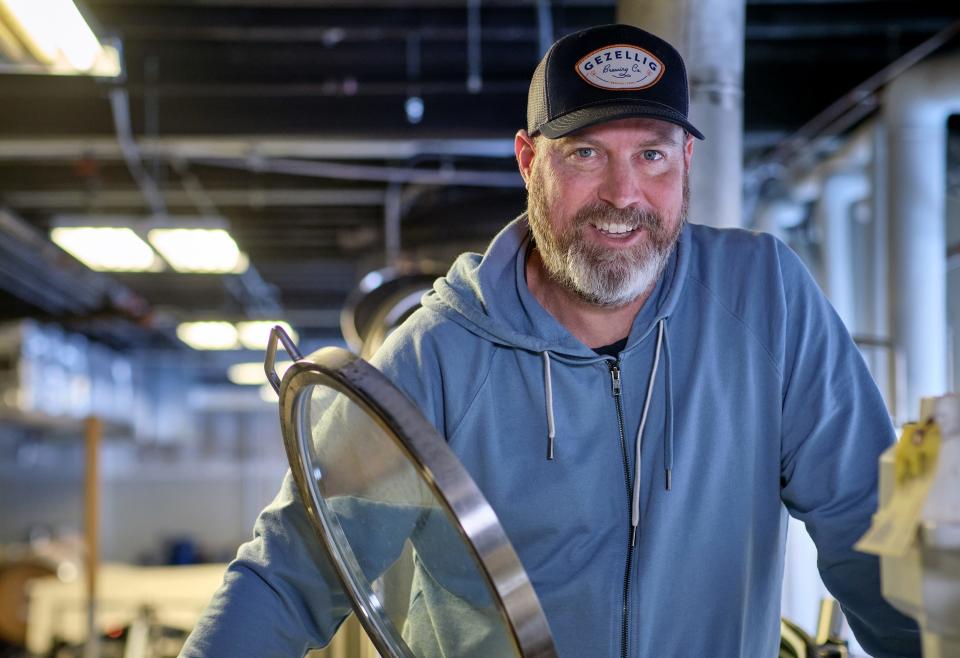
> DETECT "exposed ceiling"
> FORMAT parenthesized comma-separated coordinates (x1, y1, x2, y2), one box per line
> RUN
(0, 0, 957, 351)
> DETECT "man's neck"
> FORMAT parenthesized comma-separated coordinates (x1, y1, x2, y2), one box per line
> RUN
(525, 247, 652, 349)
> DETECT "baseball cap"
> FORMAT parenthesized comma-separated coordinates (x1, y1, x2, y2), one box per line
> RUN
(527, 24, 705, 140)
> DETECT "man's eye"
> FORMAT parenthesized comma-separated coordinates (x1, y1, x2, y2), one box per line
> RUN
(642, 150, 664, 161)
(574, 147, 596, 159)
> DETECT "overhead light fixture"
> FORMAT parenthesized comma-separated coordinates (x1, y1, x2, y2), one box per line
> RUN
(176, 321, 239, 350)
(50, 226, 164, 272)
(147, 228, 249, 274)
(405, 96, 424, 124)
(52, 215, 250, 275)
(228, 360, 293, 386)
(0, 0, 121, 76)
(236, 321, 298, 351)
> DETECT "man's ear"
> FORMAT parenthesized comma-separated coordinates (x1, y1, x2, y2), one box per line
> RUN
(683, 132, 694, 173)
(515, 129, 537, 187)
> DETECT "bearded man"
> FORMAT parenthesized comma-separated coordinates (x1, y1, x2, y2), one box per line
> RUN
(181, 24, 920, 658)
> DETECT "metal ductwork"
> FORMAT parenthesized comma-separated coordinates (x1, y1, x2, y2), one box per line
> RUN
(815, 171, 870, 331)
(884, 53, 960, 417)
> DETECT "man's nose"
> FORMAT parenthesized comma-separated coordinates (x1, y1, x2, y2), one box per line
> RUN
(597, 161, 644, 209)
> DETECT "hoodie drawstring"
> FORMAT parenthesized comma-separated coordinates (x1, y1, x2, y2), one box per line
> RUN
(631, 318, 666, 546)
(542, 351, 556, 460)
(662, 326, 675, 492)
(542, 318, 675, 531)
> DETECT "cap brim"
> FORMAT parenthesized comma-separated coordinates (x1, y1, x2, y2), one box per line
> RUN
(539, 101, 705, 140)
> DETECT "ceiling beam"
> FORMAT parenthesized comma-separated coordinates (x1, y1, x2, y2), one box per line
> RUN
(3, 188, 387, 209)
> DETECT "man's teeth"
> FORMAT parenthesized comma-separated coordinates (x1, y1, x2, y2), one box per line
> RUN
(593, 222, 635, 234)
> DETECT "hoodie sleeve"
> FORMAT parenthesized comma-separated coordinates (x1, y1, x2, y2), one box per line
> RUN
(178, 472, 353, 658)
(774, 240, 921, 657)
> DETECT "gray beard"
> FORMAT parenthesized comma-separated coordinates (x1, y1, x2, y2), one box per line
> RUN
(526, 174, 686, 307)
(556, 231, 673, 306)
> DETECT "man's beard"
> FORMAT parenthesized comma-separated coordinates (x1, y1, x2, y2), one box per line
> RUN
(526, 167, 688, 307)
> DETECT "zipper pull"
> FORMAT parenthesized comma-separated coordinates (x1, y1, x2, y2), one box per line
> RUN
(609, 364, 622, 397)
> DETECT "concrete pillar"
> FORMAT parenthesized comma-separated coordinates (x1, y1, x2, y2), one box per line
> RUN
(618, 0, 745, 228)
(884, 54, 960, 417)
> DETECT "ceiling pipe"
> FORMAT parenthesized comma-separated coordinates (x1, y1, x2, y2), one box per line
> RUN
(111, 86, 282, 317)
(0, 207, 149, 319)
(766, 19, 960, 168)
(0, 137, 517, 161)
(618, 0, 746, 228)
(108, 88, 166, 217)
(114, 21, 950, 44)
(170, 159, 218, 217)
(192, 156, 523, 188)
(883, 52, 960, 418)
(167, 159, 283, 316)
(752, 198, 804, 241)
(750, 122, 874, 243)
(3, 188, 388, 210)
(814, 171, 870, 331)
(535, 0, 554, 57)
(384, 183, 402, 266)
(466, 0, 483, 94)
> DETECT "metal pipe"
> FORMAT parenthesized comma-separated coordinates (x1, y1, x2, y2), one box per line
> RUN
(884, 52, 960, 417)
(466, 0, 483, 94)
(0, 137, 516, 161)
(815, 171, 870, 330)
(867, 122, 892, 412)
(108, 88, 167, 217)
(618, 0, 746, 228)
(0, 208, 141, 315)
(4, 188, 388, 209)
(384, 183, 402, 266)
(767, 19, 960, 167)
(192, 156, 523, 188)
(536, 0, 554, 57)
(170, 159, 219, 216)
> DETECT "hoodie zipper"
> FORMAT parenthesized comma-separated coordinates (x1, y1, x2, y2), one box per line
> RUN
(609, 362, 633, 658)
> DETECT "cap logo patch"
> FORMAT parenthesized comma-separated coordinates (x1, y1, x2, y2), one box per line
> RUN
(575, 44, 665, 90)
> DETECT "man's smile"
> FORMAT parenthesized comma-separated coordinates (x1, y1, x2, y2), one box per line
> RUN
(590, 220, 636, 236)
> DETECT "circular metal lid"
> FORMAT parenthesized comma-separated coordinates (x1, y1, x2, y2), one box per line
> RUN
(266, 328, 557, 658)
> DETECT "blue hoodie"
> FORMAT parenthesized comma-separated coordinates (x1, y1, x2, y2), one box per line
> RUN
(181, 216, 920, 658)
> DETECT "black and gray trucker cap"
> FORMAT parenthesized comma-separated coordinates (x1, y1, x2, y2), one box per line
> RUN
(527, 24, 705, 140)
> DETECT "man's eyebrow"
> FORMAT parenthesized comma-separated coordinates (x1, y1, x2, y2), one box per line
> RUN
(553, 135, 596, 147)
(636, 130, 684, 147)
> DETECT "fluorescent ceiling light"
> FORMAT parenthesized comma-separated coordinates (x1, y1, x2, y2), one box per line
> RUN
(148, 228, 249, 274)
(176, 322, 239, 350)
(50, 226, 163, 272)
(228, 361, 293, 386)
(236, 321, 298, 351)
(0, 0, 118, 74)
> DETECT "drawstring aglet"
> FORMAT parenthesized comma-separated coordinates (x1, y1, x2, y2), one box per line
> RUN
(631, 525, 638, 547)
(547, 435, 555, 461)
(665, 468, 672, 491)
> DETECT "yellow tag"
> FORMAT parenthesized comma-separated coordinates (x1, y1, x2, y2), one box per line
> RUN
(895, 421, 941, 483)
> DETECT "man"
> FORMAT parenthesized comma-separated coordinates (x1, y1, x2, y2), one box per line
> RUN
(181, 24, 920, 657)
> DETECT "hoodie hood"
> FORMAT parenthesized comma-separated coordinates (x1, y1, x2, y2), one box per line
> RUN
(423, 213, 691, 356)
